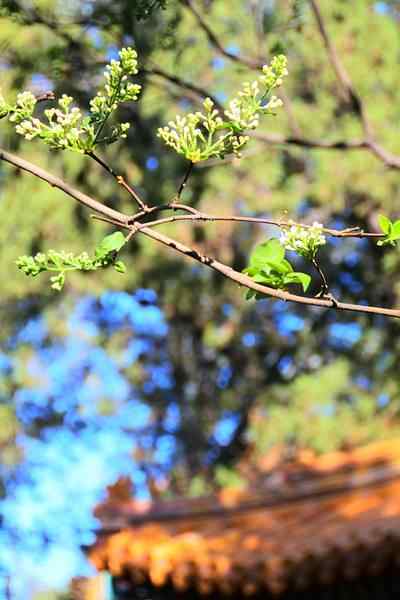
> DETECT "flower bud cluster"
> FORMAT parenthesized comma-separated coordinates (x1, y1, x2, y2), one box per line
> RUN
(279, 221, 326, 259)
(157, 98, 238, 162)
(12, 47, 141, 153)
(0, 90, 37, 122)
(261, 55, 289, 89)
(158, 55, 288, 162)
(90, 47, 141, 125)
(16, 94, 92, 152)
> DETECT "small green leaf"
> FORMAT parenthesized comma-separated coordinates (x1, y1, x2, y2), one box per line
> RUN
(391, 220, 400, 237)
(264, 257, 292, 275)
(377, 239, 395, 247)
(50, 272, 65, 291)
(253, 272, 286, 289)
(252, 273, 271, 283)
(378, 214, 392, 235)
(95, 232, 126, 259)
(249, 239, 285, 269)
(114, 260, 127, 273)
(245, 289, 256, 300)
(242, 266, 258, 276)
(284, 271, 311, 292)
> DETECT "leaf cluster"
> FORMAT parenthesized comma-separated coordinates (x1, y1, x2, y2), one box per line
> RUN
(377, 215, 400, 247)
(243, 238, 311, 300)
(16, 232, 127, 291)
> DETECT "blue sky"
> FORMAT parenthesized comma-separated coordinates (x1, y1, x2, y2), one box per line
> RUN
(0, 290, 171, 599)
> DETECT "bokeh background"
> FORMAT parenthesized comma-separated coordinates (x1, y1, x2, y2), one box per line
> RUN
(0, 0, 400, 597)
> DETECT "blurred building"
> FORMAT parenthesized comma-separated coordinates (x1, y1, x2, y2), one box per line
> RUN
(69, 575, 109, 600)
(87, 440, 400, 599)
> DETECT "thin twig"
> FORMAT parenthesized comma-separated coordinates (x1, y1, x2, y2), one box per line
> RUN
(308, 0, 400, 170)
(182, 0, 262, 70)
(176, 161, 194, 199)
(249, 131, 368, 151)
(141, 67, 224, 113)
(90, 214, 126, 228)
(311, 257, 329, 296)
(86, 150, 149, 211)
(127, 201, 200, 225)
(125, 212, 384, 240)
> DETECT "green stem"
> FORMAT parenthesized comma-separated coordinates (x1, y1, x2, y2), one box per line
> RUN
(92, 72, 124, 146)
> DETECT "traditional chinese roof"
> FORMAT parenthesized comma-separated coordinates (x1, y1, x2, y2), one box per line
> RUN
(88, 439, 400, 597)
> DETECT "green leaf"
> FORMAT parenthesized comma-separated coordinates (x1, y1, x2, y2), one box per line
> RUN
(253, 272, 286, 289)
(50, 272, 65, 291)
(249, 239, 285, 269)
(378, 214, 392, 235)
(95, 232, 126, 259)
(242, 266, 258, 276)
(377, 218, 400, 246)
(391, 220, 400, 237)
(264, 257, 292, 275)
(284, 271, 311, 292)
(114, 260, 127, 273)
(377, 239, 395, 247)
(245, 289, 256, 300)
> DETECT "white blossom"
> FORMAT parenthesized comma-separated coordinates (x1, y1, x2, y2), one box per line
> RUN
(280, 221, 326, 258)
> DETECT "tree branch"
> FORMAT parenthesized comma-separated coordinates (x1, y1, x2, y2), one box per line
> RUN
(182, 0, 262, 70)
(0, 148, 128, 225)
(86, 150, 149, 211)
(309, 0, 400, 169)
(128, 211, 384, 240)
(141, 66, 224, 113)
(1, 148, 399, 319)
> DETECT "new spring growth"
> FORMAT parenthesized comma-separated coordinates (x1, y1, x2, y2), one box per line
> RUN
(0, 90, 37, 122)
(157, 54, 288, 162)
(156, 98, 239, 163)
(12, 47, 141, 153)
(89, 46, 141, 138)
(16, 232, 127, 291)
(280, 221, 326, 259)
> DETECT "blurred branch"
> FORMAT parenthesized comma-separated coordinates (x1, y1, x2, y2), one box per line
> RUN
(249, 131, 367, 150)
(1, 147, 399, 319)
(182, 0, 262, 70)
(309, 0, 400, 169)
(141, 66, 224, 112)
(309, 0, 357, 105)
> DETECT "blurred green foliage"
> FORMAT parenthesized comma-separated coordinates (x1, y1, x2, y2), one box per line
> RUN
(1, 0, 400, 500)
